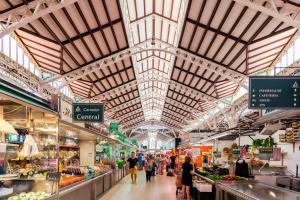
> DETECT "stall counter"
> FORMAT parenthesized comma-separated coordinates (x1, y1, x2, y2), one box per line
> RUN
(216, 180, 300, 200)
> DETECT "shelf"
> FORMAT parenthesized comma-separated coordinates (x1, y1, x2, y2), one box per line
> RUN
(59, 135, 79, 141)
(59, 145, 80, 149)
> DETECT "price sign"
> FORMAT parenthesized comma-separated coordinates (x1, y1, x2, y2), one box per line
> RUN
(46, 172, 61, 182)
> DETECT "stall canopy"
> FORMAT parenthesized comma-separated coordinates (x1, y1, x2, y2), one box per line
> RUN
(0, 0, 299, 141)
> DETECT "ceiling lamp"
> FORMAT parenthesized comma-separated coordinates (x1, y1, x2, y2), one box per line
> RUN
(0, 119, 18, 135)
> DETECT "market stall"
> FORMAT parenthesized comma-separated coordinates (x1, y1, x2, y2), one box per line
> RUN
(0, 81, 59, 200)
(215, 180, 300, 200)
(0, 82, 129, 200)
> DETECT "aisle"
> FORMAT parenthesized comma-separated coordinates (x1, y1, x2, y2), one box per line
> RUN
(100, 171, 177, 200)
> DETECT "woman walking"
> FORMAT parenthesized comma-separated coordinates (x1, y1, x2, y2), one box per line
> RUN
(181, 156, 194, 200)
(144, 156, 154, 182)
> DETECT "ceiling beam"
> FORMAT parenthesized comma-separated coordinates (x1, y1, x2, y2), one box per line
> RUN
(130, 13, 178, 27)
(233, 0, 300, 29)
(42, 39, 246, 90)
(0, 0, 80, 38)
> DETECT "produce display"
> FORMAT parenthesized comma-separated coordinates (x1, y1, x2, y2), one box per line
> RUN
(8, 192, 51, 200)
(250, 158, 264, 166)
(59, 174, 85, 188)
(207, 174, 247, 181)
(116, 160, 125, 169)
(252, 136, 276, 149)
(94, 163, 111, 173)
(59, 164, 111, 188)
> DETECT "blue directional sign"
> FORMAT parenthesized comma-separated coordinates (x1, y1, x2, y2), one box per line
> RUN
(249, 76, 300, 109)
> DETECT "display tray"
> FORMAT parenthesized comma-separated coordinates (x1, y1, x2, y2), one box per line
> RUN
(194, 173, 216, 185)
(58, 170, 112, 196)
(217, 180, 300, 200)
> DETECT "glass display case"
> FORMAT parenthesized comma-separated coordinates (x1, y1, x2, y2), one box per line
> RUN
(0, 93, 59, 200)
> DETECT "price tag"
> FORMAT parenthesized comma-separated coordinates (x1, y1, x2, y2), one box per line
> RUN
(46, 172, 61, 182)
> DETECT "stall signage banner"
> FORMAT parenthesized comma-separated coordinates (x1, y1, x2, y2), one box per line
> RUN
(72, 103, 104, 123)
(249, 76, 300, 109)
(131, 139, 138, 146)
(109, 122, 119, 134)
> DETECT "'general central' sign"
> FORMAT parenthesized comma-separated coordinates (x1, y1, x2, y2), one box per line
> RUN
(72, 103, 104, 123)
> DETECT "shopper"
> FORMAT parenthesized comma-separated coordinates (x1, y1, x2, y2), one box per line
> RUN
(155, 155, 161, 175)
(181, 156, 194, 200)
(144, 156, 154, 182)
(127, 152, 138, 184)
(151, 156, 156, 176)
(137, 153, 143, 170)
(160, 155, 165, 175)
(170, 153, 176, 173)
(166, 156, 170, 173)
(121, 152, 126, 162)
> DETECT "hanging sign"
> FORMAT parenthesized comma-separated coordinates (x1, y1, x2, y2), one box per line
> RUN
(72, 103, 104, 123)
(249, 76, 300, 109)
(109, 122, 119, 134)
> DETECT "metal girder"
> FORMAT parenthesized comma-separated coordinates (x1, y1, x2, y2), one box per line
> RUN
(130, 14, 178, 28)
(131, 129, 173, 140)
(0, 0, 80, 38)
(43, 39, 246, 90)
(86, 74, 223, 106)
(233, 0, 300, 29)
(107, 98, 140, 112)
(200, 94, 248, 131)
(41, 39, 159, 87)
(124, 120, 178, 136)
(0, 51, 72, 102)
(115, 108, 144, 121)
(140, 93, 204, 113)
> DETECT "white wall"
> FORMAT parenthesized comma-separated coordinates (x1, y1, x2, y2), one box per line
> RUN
(79, 140, 95, 165)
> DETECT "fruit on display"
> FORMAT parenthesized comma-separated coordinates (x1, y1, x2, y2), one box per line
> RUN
(59, 174, 85, 188)
(62, 166, 84, 176)
(223, 174, 247, 181)
(250, 159, 264, 166)
(94, 163, 111, 173)
(8, 192, 51, 200)
(59, 164, 111, 188)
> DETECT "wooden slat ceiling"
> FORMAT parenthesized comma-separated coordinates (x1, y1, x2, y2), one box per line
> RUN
(2, 0, 298, 136)
(126, 0, 184, 123)
(161, 0, 297, 131)
(4, 0, 145, 128)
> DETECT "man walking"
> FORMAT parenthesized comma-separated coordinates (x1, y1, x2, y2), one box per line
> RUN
(127, 151, 138, 184)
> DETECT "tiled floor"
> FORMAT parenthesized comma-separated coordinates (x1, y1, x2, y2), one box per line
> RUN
(100, 171, 178, 200)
